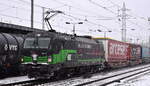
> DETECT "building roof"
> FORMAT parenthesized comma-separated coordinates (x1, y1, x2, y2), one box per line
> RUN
(0, 22, 44, 34)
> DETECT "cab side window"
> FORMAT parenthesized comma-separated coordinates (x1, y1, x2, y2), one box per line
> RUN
(52, 39, 64, 54)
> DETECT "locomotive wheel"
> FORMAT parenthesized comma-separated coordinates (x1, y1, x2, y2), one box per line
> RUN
(52, 70, 64, 80)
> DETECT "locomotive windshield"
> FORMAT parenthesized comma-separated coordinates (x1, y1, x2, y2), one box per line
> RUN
(24, 38, 50, 49)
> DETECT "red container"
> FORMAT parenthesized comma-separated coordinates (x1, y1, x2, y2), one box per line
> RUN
(107, 39, 130, 62)
(129, 44, 142, 65)
(97, 39, 130, 67)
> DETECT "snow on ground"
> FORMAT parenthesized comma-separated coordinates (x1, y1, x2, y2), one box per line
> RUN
(46, 64, 150, 86)
(107, 72, 150, 86)
(0, 76, 34, 85)
(0, 65, 150, 86)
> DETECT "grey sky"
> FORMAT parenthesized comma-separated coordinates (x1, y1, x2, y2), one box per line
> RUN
(124, 0, 150, 16)
(0, 0, 149, 44)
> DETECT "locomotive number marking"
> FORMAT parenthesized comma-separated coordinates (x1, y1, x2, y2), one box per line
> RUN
(67, 54, 72, 61)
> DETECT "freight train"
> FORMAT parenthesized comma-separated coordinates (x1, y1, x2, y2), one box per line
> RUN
(21, 32, 150, 79)
(0, 33, 24, 78)
(95, 38, 142, 67)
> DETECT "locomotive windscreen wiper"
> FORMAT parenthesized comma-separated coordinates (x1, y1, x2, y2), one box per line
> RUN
(24, 38, 38, 48)
(32, 38, 39, 48)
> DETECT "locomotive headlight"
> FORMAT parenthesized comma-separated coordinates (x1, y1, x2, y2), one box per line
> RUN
(37, 34, 41, 37)
(32, 54, 38, 60)
(48, 57, 52, 62)
(21, 58, 24, 62)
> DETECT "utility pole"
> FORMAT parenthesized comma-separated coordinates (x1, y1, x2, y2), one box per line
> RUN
(97, 29, 112, 38)
(42, 7, 45, 30)
(148, 18, 150, 47)
(31, 0, 34, 28)
(121, 2, 127, 42)
(149, 36, 150, 47)
(66, 22, 83, 36)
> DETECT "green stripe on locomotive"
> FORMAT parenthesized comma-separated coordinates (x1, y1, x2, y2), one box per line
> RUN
(22, 49, 105, 65)
(52, 49, 77, 64)
(22, 49, 77, 64)
(22, 56, 32, 62)
(78, 58, 105, 62)
(22, 56, 48, 63)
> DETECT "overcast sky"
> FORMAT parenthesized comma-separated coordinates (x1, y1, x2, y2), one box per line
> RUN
(0, 0, 150, 43)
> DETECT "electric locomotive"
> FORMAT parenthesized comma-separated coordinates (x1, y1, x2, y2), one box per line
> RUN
(21, 32, 105, 78)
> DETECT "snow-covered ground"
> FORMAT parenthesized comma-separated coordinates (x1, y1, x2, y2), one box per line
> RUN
(45, 64, 150, 86)
(108, 72, 150, 86)
(0, 76, 34, 85)
(0, 64, 150, 86)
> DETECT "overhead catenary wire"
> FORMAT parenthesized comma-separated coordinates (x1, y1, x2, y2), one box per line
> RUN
(0, 13, 42, 24)
(15, 0, 123, 25)
(5, 0, 150, 26)
(0, 2, 43, 14)
(2, 0, 121, 26)
(51, 0, 110, 18)
(63, 13, 113, 31)
(0, 0, 149, 41)
(127, 20, 147, 30)
(107, 0, 148, 27)
(89, 0, 118, 15)
(107, 0, 121, 8)
(102, 0, 148, 40)
(50, 0, 121, 21)
(48, 0, 121, 31)
(0, 0, 123, 37)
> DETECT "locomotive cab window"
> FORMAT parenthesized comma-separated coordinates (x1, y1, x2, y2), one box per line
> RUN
(24, 38, 50, 49)
(51, 39, 64, 53)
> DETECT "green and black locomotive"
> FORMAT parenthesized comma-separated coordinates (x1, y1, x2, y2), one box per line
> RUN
(21, 32, 105, 78)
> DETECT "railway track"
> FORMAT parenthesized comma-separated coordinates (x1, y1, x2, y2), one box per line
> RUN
(46, 64, 150, 86)
(1, 64, 150, 86)
(1, 80, 37, 86)
(76, 65, 150, 86)
(0, 76, 34, 86)
(0, 78, 52, 86)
